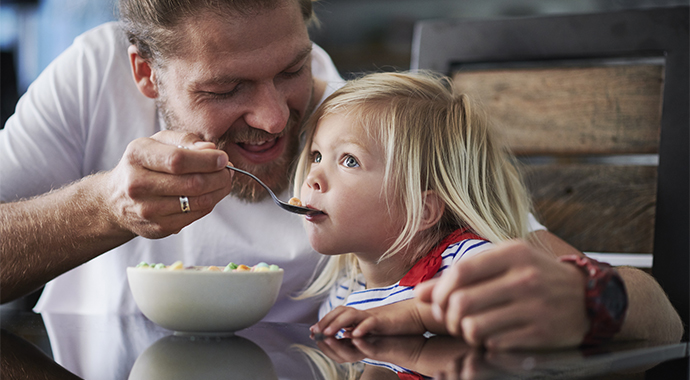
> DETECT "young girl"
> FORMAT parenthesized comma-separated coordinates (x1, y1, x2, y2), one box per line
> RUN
(293, 71, 539, 339)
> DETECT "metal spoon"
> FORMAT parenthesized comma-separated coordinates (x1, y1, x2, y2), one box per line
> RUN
(226, 165, 323, 215)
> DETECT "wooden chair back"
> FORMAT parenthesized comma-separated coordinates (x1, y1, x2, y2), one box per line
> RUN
(412, 6, 689, 340)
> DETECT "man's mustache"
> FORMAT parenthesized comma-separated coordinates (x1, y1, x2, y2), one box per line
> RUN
(215, 125, 287, 151)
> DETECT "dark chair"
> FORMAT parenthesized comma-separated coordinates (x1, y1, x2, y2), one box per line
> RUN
(411, 6, 689, 350)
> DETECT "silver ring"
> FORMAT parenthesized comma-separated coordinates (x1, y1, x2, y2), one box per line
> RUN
(179, 196, 191, 213)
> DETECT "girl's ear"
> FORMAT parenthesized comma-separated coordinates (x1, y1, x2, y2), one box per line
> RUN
(420, 190, 445, 231)
(128, 45, 158, 99)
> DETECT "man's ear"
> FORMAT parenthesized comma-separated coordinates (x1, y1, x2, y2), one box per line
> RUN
(420, 190, 445, 231)
(128, 45, 158, 99)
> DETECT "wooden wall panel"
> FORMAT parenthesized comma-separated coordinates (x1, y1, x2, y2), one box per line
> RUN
(453, 65, 664, 156)
(522, 164, 657, 254)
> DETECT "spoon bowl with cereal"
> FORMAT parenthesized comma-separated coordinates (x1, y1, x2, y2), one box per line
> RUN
(226, 164, 322, 215)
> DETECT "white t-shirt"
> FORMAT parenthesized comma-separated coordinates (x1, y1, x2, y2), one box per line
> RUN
(0, 22, 345, 322)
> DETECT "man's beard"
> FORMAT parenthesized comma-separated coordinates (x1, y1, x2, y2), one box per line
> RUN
(216, 112, 302, 202)
(156, 96, 306, 203)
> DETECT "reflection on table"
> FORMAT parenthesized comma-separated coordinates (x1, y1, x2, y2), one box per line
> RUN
(1, 310, 687, 379)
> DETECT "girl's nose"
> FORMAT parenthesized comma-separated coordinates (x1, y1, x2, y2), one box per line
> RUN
(305, 166, 325, 192)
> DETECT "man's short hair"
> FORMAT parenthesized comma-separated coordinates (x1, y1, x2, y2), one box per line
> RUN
(118, 0, 316, 66)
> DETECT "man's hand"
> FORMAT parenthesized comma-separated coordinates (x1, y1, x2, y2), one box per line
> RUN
(105, 130, 233, 238)
(415, 240, 590, 350)
(1, 130, 234, 303)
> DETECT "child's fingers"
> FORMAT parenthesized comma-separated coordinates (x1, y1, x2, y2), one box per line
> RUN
(311, 306, 350, 334)
(313, 306, 370, 336)
(351, 315, 381, 337)
(322, 311, 368, 336)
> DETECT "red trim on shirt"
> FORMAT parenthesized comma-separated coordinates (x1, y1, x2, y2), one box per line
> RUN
(398, 372, 426, 380)
(399, 228, 486, 287)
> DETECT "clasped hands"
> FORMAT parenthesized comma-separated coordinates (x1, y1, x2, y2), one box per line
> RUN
(311, 240, 590, 350)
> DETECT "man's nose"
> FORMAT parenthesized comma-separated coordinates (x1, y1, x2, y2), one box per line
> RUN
(244, 82, 290, 135)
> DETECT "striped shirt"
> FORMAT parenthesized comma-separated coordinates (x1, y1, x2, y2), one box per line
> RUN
(319, 238, 493, 319)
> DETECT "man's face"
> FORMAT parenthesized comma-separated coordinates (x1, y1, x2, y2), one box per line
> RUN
(154, 1, 314, 201)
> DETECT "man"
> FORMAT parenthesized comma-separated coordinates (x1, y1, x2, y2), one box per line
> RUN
(0, 0, 682, 349)
(0, 0, 342, 323)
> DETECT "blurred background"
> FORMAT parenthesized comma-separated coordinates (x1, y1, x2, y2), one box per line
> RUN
(1, 0, 688, 127)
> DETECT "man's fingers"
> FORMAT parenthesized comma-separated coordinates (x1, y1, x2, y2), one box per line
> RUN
(126, 136, 228, 175)
(157, 188, 230, 217)
(414, 278, 438, 303)
(442, 266, 528, 335)
(446, 241, 531, 286)
(459, 302, 529, 347)
(457, 297, 583, 349)
(151, 130, 216, 150)
(428, 241, 541, 320)
(125, 168, 233, 199)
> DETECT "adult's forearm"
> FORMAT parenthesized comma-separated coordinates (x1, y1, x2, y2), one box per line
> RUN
(533, 230, 683, 343)
(0, 173, 135, 303)
(616, 266, 684, 343)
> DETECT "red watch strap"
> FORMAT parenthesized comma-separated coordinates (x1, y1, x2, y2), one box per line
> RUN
(560, 255, 628, 346)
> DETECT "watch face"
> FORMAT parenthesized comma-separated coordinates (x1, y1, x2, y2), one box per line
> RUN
(602, 277, 627, 320)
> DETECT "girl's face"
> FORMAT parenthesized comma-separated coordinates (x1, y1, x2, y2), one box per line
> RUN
(300, 113, 403, 261)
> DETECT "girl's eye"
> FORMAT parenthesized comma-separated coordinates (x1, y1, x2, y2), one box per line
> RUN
(343, 155, 359, 168)
(311, 151, 322, 163)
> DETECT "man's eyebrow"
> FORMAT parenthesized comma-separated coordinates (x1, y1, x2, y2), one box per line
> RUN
(284, 45, 313, 70)
(193, 45, 313, 89)
(195, 76, 241, 88)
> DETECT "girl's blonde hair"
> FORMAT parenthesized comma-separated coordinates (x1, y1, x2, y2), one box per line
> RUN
(294, 71, 535, 299)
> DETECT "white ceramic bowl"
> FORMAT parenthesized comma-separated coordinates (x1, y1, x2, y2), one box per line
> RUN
(127, 267, 283, 334)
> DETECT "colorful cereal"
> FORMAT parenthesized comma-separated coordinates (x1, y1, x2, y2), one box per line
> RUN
(133, 261, 281, 272)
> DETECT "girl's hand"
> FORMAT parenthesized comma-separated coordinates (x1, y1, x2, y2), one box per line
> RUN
(310, 306, 383, 338)
(310, 301, 427, 338)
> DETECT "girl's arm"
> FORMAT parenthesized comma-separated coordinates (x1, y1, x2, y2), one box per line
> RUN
(310, 298, 450, 338)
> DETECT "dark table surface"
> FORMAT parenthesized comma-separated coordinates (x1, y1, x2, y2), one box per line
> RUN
(1, 309, 687, 379)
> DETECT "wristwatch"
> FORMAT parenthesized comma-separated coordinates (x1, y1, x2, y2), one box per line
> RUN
(560, 255, 628, 346)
